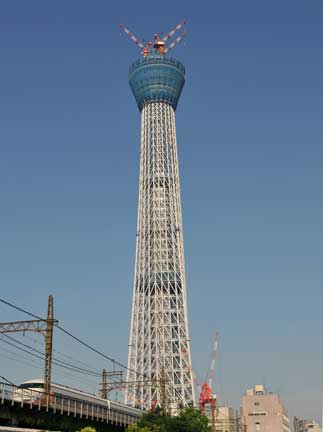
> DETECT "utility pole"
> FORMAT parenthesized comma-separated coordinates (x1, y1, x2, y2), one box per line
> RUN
(99, 371, 162, 408)
(100, 370, 123, 399)
(101, 368, 107, 399)
(44, 296, 54, 398)
(0, 295, 57, 406)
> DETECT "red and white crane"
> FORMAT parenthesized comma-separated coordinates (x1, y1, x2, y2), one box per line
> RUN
(199, 332, 219, 432)
(119, 20, 187, 57)
(183, 332, 219, 431)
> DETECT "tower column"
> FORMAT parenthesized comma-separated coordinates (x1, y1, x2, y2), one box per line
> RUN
(125, 51, 194, 411)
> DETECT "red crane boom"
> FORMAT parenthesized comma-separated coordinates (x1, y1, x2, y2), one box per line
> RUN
(197, 332, 220, 432)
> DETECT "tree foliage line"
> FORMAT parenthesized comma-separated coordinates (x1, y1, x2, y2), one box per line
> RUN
(126, 408, 210, 432)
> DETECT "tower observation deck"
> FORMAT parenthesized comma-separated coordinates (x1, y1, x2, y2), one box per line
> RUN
(121, 21, 194, 411)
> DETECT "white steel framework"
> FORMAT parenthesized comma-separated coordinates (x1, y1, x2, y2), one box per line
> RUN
(126, 101, 194, 410)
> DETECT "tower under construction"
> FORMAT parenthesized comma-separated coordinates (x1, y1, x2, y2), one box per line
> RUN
(121, 21, 194, 411)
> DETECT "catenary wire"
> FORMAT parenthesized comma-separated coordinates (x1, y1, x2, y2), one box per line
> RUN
(0, 298, 192, 401)
(0, 375, 17, 385)
(0, 299, 190, 404)
(0, 349, 97, 390)
(1, 348, 44, 372)
(0, 337, 102, 378)
(0, 297, 147, 379)
(2, 334, 102, 377)
(22, 333, 100, 372)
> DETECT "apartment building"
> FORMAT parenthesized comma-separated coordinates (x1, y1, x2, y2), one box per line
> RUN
(241, 385, 290, 432)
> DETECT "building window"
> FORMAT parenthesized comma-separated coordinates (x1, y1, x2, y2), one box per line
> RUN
(255, 422, 260, 431)
(254, 402, 259, 406)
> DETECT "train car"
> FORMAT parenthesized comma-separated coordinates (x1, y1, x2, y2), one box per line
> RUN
(13, 379, 110, 408)
(110, 398, 142, 417)
(13, 379, 142, 419)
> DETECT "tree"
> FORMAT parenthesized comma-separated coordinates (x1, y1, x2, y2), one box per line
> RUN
(127, 408, 210, 432)
(128, 425, 162, 432)
(171, 408, 210, 432)
(127, 409, 168, 432)
(76, 427, 96, 432)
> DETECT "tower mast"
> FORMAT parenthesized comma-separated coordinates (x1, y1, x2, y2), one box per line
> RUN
(122, 21, 194, 412)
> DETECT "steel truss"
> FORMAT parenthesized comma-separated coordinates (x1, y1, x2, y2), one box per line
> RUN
(126, 101, 194, 411)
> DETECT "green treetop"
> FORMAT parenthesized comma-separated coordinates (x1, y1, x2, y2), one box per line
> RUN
(127, 408, 210, 432)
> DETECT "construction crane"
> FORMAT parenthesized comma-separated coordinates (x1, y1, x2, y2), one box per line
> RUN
(183, 332, 219, 431)
(198, 332, 219, 432)
(119, 19, 187, 57)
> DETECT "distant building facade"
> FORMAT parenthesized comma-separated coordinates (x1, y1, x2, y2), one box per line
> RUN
(294, 417, 322, 432)
(241, 384, 290, 432)
(306, 423, 322, 432)
(213, 406, 238, 432)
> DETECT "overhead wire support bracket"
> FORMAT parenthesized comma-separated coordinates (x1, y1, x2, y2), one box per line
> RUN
(0, 296, 148, 380)
(0, 295, 57, 406)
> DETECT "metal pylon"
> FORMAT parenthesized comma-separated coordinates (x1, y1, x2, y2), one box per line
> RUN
(126, 101, 194, 411)
(0, 295, 57, 402)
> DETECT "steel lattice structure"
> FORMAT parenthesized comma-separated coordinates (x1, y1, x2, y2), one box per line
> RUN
(122, 23, 194, 412)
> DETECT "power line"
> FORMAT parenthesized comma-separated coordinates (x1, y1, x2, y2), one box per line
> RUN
(0, 297, 146, 379)
(23, 333, 100, 372)
(0, 375, 16, 386)
(1, 348, 44, 372)
(0, 336, 98, 378)
(2, 334, 102, 377)
(0, 297, 192, 406)
(56, 324, 147, 378)
(0, 337, 101, 378)
(0, 349, 97, 390)
(0, 298, 42, 320)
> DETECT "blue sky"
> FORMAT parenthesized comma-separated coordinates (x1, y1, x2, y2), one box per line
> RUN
(0, 0, 322, 423)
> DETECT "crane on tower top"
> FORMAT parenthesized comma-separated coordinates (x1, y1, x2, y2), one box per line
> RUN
(119, 19, 187, 57)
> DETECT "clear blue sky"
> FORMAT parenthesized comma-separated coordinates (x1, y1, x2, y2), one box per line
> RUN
(0, 0, 322, 424)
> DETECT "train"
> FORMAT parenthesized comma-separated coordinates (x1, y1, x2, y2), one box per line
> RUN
(13, 379, 141, 418)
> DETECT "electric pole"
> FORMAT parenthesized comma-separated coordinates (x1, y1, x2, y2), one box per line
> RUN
(0, 295, 57, 406)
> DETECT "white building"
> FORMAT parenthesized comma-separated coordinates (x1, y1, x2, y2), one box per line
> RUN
(241, 385, 290, 432)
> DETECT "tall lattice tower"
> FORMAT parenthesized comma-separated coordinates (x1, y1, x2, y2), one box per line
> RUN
(121, 21, 194, 411)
